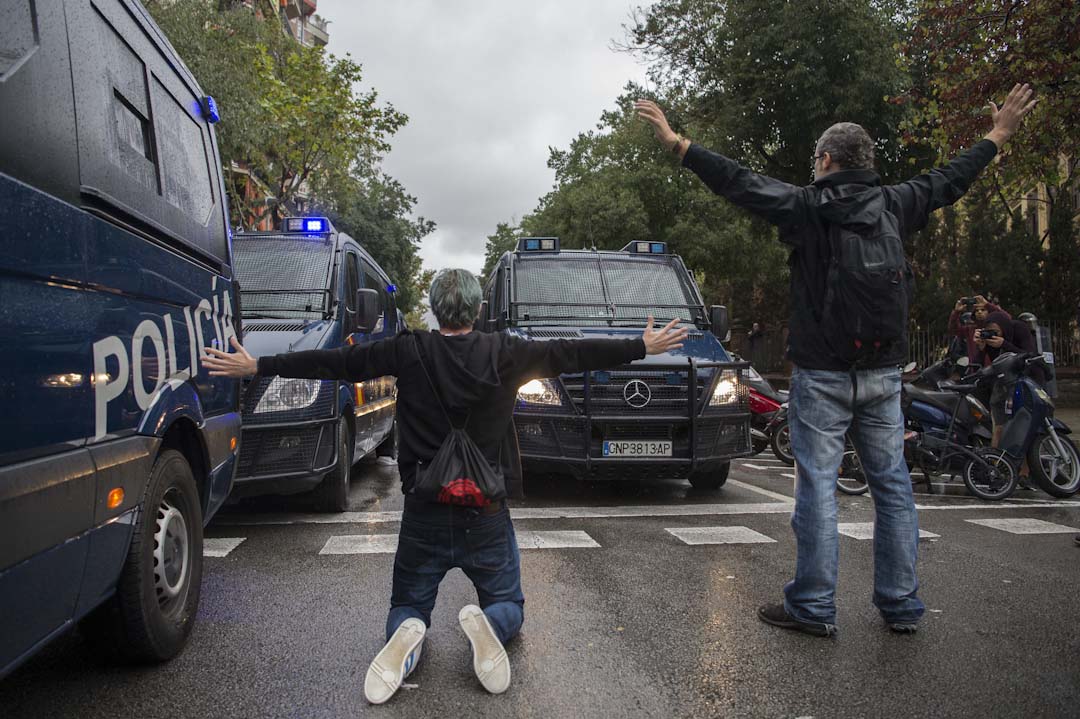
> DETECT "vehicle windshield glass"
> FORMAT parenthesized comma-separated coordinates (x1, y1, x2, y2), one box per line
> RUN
(512, 254, 701, 326)
(233, 235, 333, 319)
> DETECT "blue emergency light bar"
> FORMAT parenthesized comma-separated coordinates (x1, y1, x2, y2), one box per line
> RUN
(283, 217, 331, 233)
(621, 241, 667, 254)
(199, 96, 220, 124)
(518, 237, 559, 252)
(387, 284, 397, 293)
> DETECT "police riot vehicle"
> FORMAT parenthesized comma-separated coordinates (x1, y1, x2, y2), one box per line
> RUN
(230, 217, 402, 511)
(1, 0, 240, 677)
(480, 239, 750, 489)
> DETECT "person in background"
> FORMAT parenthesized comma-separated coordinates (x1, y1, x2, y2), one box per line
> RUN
(747, 322, 765, 368)
(949, 294, 1008, 368)
(202, 268, 688, 704)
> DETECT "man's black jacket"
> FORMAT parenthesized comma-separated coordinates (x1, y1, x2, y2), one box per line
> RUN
(683, 139, 999, 370)
(257, 330, 646, 498)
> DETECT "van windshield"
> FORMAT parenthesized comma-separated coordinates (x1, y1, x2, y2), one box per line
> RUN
(512, 254, 704, 326)
(233, 236, 334, 319)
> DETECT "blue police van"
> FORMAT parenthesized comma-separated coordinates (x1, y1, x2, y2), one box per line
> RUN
(230, 218, 402, 511)
(481, 239, 750, 490)
(0, 0, 240, 677)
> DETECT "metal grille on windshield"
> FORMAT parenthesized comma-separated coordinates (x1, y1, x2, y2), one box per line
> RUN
(233, 235, 333, 320)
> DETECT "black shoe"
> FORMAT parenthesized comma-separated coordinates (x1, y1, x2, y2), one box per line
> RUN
(887, 622, 918, 634)
(757, 603, 836, 637)
(1074, 535, 1080, 547)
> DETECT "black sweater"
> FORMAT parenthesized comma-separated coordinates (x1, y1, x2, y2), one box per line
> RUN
(257, 330, 646, 497)
(682, 139, 999, 370)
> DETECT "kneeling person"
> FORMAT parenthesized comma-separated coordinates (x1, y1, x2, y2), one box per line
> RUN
(203, 268, 687, 703)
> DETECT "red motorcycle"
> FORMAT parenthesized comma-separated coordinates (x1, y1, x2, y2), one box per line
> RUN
(750, 387, 784, 455)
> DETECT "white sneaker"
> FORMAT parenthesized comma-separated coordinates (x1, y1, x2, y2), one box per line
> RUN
(364, 618, 426, 705)
(458, 605, 511, 694)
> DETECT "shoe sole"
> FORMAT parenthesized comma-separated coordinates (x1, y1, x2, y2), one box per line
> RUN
(364, 620, 425, 705)
(458, 605, 511, 694)
(757, 608, 835, 637)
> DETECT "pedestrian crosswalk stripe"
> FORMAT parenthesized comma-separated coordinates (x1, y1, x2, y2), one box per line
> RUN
(740, 463, 789, 471)
(965, 518, 1080, 535)
(837, 523, 939, 540)
(318, 530, 602, 555)
(204, 537, 246, 557)
(665, 526, 776, 545)
(515, 530, 600, 549)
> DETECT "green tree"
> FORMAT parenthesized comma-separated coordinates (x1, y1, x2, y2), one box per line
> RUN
(481, 222, 520, 283)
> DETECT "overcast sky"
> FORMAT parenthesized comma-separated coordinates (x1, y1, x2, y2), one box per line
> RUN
(319, 0, 649, 276)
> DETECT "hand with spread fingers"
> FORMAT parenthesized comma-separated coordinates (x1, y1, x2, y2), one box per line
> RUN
(202, 337, 258, 377)
(642, 315, 689, 355)
(985, 83, 1038, 148)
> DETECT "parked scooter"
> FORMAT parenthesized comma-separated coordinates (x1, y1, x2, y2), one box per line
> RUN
(991, 352, 1079, 497)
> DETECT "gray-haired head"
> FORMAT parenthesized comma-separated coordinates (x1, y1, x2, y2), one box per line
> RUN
(429, 268, 482, 330)
(815, 122, 876, 172)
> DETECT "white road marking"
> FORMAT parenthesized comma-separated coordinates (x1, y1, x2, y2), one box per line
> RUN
(515, 530, 600, 549)
(965, 518, 1080, 534)
(837, 523, 939, 540)
(740, 463, 789, 471)
(782, 473, 796, 479)
(318, 530, 601, 554)
(665, 526, 776, 545)
(726, 478, 795, 503)
(204, 537, 246, 557)
(916, 502, 1080, 512)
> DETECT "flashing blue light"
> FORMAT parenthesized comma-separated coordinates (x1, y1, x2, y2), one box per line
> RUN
(200, 96, 220, 124)
(651, 242, 666, 254)
(284, 217, 330, 233)
(305, 219, 324, 232)
(387, 284, 397, 293)
(525, 239, 540, 251)
(517, 237, 560, 252)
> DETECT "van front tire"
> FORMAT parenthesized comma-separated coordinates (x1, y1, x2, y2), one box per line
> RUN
(80, 449, 203, 663)
(689, 463, 730, 491)
(313, 420, 352, 512)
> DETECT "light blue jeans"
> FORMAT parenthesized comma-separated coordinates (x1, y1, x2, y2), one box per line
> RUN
(783, 366, 925, 627)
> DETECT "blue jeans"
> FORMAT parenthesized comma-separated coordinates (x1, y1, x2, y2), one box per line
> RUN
(386, 498, 525, 645)
(784, 366, 925, 626)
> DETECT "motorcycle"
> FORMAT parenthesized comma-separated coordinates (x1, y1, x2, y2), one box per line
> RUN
(992, 352, 1079, 497)
(732, 356, 788, 455)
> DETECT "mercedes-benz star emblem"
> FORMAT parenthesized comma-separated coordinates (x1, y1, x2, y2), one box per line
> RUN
(623, 379, 651, 409)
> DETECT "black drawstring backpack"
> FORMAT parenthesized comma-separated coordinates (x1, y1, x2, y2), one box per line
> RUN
(411, 337, 506, 507)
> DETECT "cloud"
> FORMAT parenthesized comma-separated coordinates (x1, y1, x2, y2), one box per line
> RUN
(318, 0, 647, 275)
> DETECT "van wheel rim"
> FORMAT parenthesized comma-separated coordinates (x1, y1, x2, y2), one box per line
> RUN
(154, 491, 190, 612)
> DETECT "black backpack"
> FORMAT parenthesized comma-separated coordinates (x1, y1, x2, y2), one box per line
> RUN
(410, 338, 506, 507)
(820, 211, 913, 367)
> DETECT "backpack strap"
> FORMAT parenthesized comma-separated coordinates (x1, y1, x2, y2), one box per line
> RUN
(412, 335, 470, 430)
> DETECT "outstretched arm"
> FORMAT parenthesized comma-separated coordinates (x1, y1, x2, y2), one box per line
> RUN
(202, 336, 400, 381)
(888, 83, 1037, 233)
(634, 100, 806, 227)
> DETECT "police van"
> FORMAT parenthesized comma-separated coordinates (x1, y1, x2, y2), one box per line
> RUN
(0, 0, 240, 677)
(230, 218, 402, 511)
(480, 239, 750, 489)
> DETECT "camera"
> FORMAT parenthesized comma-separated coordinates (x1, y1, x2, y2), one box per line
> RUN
(960, 297, 978, 306)
(958, 297, 979, 325)
(980, 328, 1000, 340)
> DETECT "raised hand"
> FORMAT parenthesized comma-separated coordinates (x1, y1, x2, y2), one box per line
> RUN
(642, 315, 689, 355)
(634, 99, 680, 149)
(986, 83, 1037, 147)
(202, 336, 259, 377)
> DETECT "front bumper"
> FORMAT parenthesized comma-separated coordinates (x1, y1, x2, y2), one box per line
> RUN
(515, 360, 751, 479)
(232, 418, 339, 497)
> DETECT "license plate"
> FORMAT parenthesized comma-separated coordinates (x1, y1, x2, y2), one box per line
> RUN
(603, 440, 672, 457)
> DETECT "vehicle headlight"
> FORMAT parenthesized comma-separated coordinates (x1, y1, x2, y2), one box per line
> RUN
(254, 377, 320, 413)
(517, 378, 562, 407)
(709, 371, 740, 406)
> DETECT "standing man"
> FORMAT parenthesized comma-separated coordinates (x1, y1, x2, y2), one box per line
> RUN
(203, 269, 688, 701)
(636, 84, 1037, 636)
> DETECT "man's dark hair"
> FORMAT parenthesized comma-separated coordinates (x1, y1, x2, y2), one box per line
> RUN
(815, 122, 876, 171)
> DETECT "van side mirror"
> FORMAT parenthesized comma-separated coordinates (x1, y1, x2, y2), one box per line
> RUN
(474, 300, 489, 331)
(355, 288, 381, 333)
(710, 305, 730, 343)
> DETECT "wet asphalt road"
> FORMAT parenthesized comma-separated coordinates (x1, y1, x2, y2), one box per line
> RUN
(3, 456, 1079, 719)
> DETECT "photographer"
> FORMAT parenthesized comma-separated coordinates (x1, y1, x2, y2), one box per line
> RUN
(949, 294, 1007, 367)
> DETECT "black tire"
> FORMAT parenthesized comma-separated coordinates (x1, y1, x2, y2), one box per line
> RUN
(770, 420, 795, 466)
(688, 463, 730, 491)
(1028, 433, 1080, 498)
(79, 450, 203, 662)
(312, 419, 352, 512)
(751, 436, 769, 455)
(375, 419, 398, 459)
(962, 447, 1017, 501)
(836, 445, 869, 495)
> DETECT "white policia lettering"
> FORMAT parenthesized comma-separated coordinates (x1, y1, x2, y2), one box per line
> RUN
(91, 288, 235, 440)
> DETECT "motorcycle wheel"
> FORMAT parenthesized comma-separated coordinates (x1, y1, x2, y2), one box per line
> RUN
(770, 420, 795, 466)
(1028, 433, 1080, 498)
(962, 447, 1017, 501)
(836, 446, 869, 495)
(751, 436, 769, 455)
